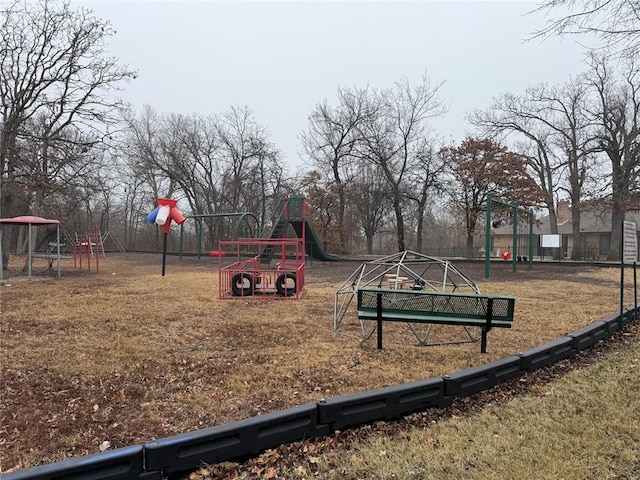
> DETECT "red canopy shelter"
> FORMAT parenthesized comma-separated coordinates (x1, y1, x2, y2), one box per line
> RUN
(0, 216, 61, 280)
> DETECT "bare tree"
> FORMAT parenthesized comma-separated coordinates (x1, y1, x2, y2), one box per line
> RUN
(542, 79, 601, 259)
(531, 0, 640, 56)
(241, 136, 289, 233)
(120, 106, 179, 249)
(587, 53, 640, 260)
(351, 162, 390, 254)
(120, 105, 286, 248)
(118, 162, 155, 250)
(358, 74, 446, 252)
(406, 139, 448, 253)
(301, 86, 375, 252)
(470, 94, 563, 236)
(470, 77, 600, 259)
(122, 106, 174, 201)
(1, 0, 136, 268)
(217, 106, 283, 221)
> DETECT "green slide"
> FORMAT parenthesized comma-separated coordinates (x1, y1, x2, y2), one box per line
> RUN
(285, 220, 341, 262)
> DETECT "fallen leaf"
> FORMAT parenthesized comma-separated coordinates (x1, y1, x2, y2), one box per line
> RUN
(264, 466, 278, 479)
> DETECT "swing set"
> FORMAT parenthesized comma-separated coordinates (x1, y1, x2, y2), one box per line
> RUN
(484, 193, 534, 279)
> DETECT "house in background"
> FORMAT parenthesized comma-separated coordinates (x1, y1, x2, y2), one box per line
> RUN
(490, 201, 640, 260)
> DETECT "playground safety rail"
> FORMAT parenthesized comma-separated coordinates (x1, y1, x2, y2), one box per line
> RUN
(178, 212, 260, 259)
(2, 307, 637, 480)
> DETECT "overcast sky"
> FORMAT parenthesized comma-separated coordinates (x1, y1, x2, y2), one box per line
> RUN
(76, 0, 592, 171)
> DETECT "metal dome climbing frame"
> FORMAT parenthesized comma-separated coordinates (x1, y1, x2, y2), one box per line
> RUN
(333, 251, 482, 344)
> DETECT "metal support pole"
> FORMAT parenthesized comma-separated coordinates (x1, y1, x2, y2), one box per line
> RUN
(56, 225, 61, 277)
(95, 225, 99, 272)
(481, 298, 493, 354)
(162, 233, 168, 277)
(179, 223, 185, 260)
(376, 292, 383, 350)
(196, 217, 203, 259)
(485, 194, 491, 279)
(528, 209, 534, 269)
(635, 262, 638, 320)
(512, 204, 517, 272)
(28, 223, 32, 280)
(620, 221, 625, 329)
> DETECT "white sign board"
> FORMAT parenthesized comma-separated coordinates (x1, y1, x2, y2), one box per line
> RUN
(540, 234, 561, 248)
(623, 221, 637, 264)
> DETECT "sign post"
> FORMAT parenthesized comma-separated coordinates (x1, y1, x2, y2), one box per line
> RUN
(621, 221, 638, 326)
(540, 234, 561, 261)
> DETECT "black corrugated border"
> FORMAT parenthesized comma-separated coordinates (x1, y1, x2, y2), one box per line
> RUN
(0, 445, 148, 480)
(143, 402, 327, 475)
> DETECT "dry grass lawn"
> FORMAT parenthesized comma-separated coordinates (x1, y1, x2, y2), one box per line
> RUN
(0, 253, 632, 472)
(302, 330, 640, 480)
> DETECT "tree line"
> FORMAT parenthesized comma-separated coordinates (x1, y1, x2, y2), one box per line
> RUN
(1, 0, 638, 271)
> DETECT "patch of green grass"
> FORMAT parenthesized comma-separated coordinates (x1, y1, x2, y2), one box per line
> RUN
(327, 340, 640, 480)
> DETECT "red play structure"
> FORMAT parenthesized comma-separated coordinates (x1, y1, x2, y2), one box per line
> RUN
(73, 225, 101, 272)
(216, 196, 330, 299)
(218, 237, 305, 299)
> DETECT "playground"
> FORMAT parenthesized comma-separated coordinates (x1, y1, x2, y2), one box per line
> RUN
(0, 252, 634, 472)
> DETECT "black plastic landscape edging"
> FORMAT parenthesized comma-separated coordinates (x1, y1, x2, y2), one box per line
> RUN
(568, 321, 609, 351)
(0, 445, 152, 480)
(443, 354, 522, 398)
(2, 307, 637, 480)
(316, 377, 449, 430)
(602, 311, 622, 334)
(518, 336, 576, 372)
(143, 402, 328, 475)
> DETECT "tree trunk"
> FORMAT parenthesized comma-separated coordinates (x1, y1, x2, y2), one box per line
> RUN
(608, 163, 630, 262)
(366, 235, 374, 255)
(608, 206, 624, 261)
(464, 210, 479, 260)
(336, 181, 346, 254)
(392, 192, 405, 252)
(466, 231, 475, 260)
(1, 120, 19, 271)
(1, 231, 9, 273)
(416, 217, 423, 253)
(570, 206, 582, 260)
(547, 207, 562, 261)
(415, 199, 427, 253)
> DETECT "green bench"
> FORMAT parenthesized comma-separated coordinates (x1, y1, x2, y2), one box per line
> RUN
(356, 287, 516, 353)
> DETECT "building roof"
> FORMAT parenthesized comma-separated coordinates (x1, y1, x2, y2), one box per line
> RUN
(493, 210, 640, 235)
